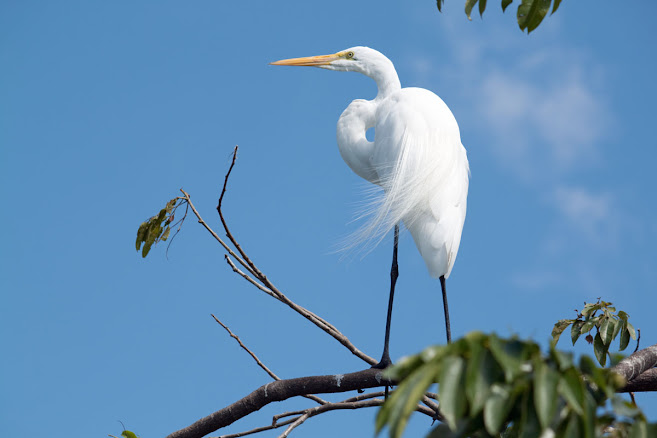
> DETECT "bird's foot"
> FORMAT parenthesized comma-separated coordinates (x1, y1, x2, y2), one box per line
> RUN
(372, 353, 392, 369)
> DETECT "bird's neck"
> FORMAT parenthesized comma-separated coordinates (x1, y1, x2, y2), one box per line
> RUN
(368, 60, 401, 100)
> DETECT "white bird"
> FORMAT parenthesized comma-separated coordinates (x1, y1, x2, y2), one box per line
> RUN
(271, 47, 469, 368)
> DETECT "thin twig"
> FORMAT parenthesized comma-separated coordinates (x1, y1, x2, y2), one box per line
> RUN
(212, 314, 280, 381)
(278, 413, 308, 438)
(275, 399, 438, 437)
(214, 417, 299, 438)
(341, 391, 385, 403)
(211, 314, 327, 406)
(180, 188, 257, 278)
(224, 255, 276, 299)
(216, 146, 266, 281)
(166, 199, 189, 259)
(635, 328, 641, 353)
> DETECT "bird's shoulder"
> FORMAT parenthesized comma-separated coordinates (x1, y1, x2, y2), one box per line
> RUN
(379, 87, 455, 120)
(375, 87, 459, 138)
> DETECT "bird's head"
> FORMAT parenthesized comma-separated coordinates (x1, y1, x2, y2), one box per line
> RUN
(271, 46, 393, 77)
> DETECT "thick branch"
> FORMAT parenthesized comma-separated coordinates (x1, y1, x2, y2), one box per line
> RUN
(612, 343, 657, 393)
(165, 368, 394, 438)
(619, 368, 657, 393)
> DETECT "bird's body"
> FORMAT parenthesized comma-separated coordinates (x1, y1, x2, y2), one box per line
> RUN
(272, 46, 469, 362)
(337, 85, 469, 279)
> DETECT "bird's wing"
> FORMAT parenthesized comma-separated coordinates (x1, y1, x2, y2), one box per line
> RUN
(372, 88, 469, 278)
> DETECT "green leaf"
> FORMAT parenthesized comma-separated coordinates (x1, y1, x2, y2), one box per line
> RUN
(439, 356, 468, 430)
(483, 384, 513, 435)
(580, 317, 598, 334)
(465, 0, 479, 20)
(534, 361, 559, 429)
(581, 301, 602, 317)
(551, 319, 573, 345)
(466, 346, 502, 416)
(570, 320, 584, 345)
(436, 0, 444, 12)
(551, 0, 562, 14)
(561, 414, 581, 438)
(612, 316, 623, 340)
(376, 361, 438, 438)
(558, 367, 584, 415)
(516, 388, 541, 438)
(617, 310, 629, 322)
(479, 0, 488, 17)
(620, 326, 631, 351)
(551, 349, 573, 371)
(122, 432, 138, 438)
(161, 226, 171, 242)
(502, 0, 513, 12)
(141, 223, 159, 258)
(599, 317, 616, 346)
(581, 391, 597, 438)
(593, 332, 608, 367)
(166, 198, 178, 212)
(136, 222, 148, 251)
(517, 0, 552, 33)
(630, 417, 648, 438)
(627, 322, 637, 340)
(489, 336, 535, 382)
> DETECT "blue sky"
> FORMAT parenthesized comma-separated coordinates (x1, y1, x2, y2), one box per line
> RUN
(1, 1, 656, 437)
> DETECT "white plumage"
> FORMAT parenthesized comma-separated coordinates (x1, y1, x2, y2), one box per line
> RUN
(272, 46, 469, 355)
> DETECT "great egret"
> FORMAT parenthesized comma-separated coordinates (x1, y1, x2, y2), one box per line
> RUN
(272, 47, 469, 368)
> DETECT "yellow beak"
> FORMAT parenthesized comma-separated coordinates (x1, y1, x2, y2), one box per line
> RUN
(270, 53, 341, 66)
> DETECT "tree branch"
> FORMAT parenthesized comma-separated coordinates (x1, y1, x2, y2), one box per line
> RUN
(164, 368, 394, 438)
(612, 343, 657, 393)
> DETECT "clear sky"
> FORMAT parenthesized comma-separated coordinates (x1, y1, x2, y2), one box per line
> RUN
(1, 1, 656, 437)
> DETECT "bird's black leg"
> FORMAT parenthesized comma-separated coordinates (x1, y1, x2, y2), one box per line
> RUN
(440, 275, 451, 343)
(373, 224, 400, 371)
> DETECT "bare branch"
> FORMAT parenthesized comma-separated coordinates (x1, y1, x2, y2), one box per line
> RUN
(613, 343, 657, 392)
(619, 368, 657, 393)
(216, 146, 264, 280)
(214, 417, 299, 438)
(179, 189, 257, 278)
(211, 314, 281, 381)
(164, 368, 394, 438)
(277, 413, 308, 438)
(223, 255, 276, 299)
(211, 314, 327, 405)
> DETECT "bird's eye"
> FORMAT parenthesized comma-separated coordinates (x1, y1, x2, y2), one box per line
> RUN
(346, 51, 355, 59)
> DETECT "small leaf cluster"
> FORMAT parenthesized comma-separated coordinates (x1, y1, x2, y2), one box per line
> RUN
(376, 332, 653, 438)
(135, 198, 180, 258)
(552, 300, 637, 367)
(437, 0, 563, 33)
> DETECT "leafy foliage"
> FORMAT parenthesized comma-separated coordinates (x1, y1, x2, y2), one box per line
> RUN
(437, 0, 564, 33)
(135, 198, 181, 258)
(551, 299, 637, 366)
(376, 332, 655, 438)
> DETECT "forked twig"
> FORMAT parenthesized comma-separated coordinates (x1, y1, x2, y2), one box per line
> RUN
(181, 187, 376, 366)
(213, 146, 376, 366)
